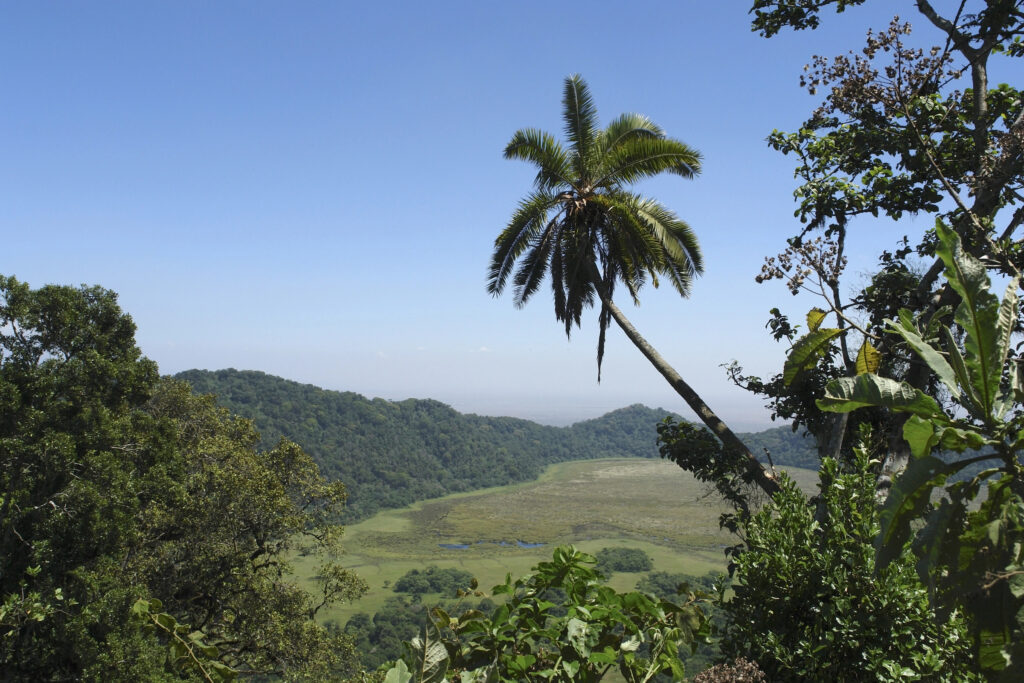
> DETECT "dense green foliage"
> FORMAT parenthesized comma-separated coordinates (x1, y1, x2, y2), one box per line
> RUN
(634, 572, 723, 601)
(664, 5, 1024, 676)
(734, 0, 1024, 479)
(350, 569, 726, 678)
(176, 369, 673, 520)
(0, 276, 366, 681)
(384, 546, 708, 682)
(634, 572, 727, 677)
(722, 450, 977, 682)
(340, 595, 498, 673)
(393, 566, 476, 597)
(818, 225, 1024, 677)
(176, 369, 817, 522)
(594, 547, 653, 576)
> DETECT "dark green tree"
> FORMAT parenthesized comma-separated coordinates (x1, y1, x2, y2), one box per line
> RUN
(488, 74, 780, 496)
(0, 276, 366, 681)
(393, 566, 475, 597)
(594, 547, 653, 576)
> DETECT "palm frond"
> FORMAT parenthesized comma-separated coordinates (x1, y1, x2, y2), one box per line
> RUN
(597, 298, 612, 382)
(487, 191, 560, 295)
(512, 219, 557, 307)
(557, 223, 597, 335)
(631, 197, 703, 297)
(590, 194, 660, 301)
(562, 75, 598, 180)
(633, 197, 703, 271)
(550, 231, 569, 333)
(503, 129, 574, 192)
(596, 137, 702, 188)
(600, 113, 664, 154)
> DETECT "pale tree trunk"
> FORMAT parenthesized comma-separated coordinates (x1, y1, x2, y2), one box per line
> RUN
(598, 294, 782, 497)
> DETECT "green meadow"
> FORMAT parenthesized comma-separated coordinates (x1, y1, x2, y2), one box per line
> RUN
(299, 458, 818, 624)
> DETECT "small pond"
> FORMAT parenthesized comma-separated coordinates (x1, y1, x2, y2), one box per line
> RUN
(438, 540, 545, 550)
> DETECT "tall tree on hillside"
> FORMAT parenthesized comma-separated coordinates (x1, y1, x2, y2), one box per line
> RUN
(488, 74, 780, 496)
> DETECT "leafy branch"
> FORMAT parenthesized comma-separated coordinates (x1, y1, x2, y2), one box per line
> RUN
(131, 598, 238, 683)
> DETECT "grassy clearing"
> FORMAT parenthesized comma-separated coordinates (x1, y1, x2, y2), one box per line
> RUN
(299, 458, 818, 625)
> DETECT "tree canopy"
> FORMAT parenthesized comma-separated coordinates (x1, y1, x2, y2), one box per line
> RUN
(488, 74, 703, 379)
(0, 276, 366, 681)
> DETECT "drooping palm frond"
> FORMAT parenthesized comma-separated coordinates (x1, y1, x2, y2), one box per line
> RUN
(589, 193, 658, 301)
(597, 137, 702, 187)
(511, 217, 557, 307)
(503, 129, 573, 192)
(555, 215, 597, 336)
(631, 196, 703, 275)
(488, 191, 561, 295)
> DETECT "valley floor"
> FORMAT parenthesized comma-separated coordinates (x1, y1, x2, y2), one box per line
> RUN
(299, 457, 818, 623)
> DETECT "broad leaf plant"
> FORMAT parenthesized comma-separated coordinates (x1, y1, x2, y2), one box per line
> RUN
(817, 222, 1024, 678)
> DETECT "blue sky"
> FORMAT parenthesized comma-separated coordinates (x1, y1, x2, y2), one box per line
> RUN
(2, 1, 933, 429)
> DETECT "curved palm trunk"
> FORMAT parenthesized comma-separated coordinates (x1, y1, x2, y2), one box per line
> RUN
(599, 294, 781, 497)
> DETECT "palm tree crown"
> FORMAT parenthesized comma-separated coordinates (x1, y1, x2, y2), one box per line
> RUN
(488, 74, 704, 378)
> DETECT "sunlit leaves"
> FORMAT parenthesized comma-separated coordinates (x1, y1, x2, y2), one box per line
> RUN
(817, 373, 946, 419)
(405, 622, 449, 683)
(783, 327, 843, 385)
(806, 307, 827, 332)
(855, 339, 880, 375)
(818, 224, 1024, 675)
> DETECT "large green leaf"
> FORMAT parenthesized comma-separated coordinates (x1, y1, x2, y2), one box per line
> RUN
(902, 415, 938, 459)
(817, 374, 946, 419)
(995, 359, 1022, 419)
(854, 338, 880, 375)
(876, 455, 951, 570)
(978, 628, 1011, 672)
(407, 623, 450, 683)
(934, 221, 1003, 415)
(384, 660, 413, 683)
(784, 327, 844, 385)
(996, 278, 1020, 369)
(936, 425, 990, 453)
(887, 313, 960, 400)
(941, 325, 984, 417)
(912, 497, 961, 590)
(567, 617, 591, 658)
(806, 307, 827, 332)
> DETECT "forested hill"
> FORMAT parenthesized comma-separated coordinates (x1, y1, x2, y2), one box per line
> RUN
(176, 369, 816, 521)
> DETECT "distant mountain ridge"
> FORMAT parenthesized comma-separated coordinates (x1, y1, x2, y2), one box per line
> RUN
(175, 369, 817, 521)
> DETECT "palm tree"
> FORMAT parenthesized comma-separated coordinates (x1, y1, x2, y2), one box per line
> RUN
(488, 75, 779, 496)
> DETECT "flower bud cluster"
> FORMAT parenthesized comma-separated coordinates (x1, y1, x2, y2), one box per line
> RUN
(756, 236, 848, 296)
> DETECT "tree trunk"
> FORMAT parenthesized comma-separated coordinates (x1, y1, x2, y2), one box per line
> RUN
(598, 294, 781, 497)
